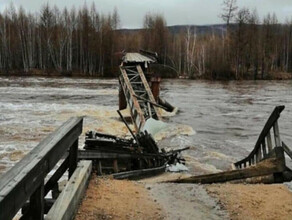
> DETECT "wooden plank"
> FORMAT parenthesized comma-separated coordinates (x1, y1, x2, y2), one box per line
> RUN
(273, 121, 281, 147)
(29, 180, 45, 220)
(113, 159, 119, 173)
(228, 174, 275, 184)
(45, 160, 92, 220)
(0, 117, 83, 220)
(78, 150, 133, 159)
(113, 165, 166, 180)
(78, 150, 164, 160)
(170, 157, 285, 184)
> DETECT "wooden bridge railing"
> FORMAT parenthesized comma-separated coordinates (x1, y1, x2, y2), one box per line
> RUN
(0, 117, 83, 220)
(234, 106, 285, 169)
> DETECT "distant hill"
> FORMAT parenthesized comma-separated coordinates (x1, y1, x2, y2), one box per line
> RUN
(167, 24, 228, 35)
(118, 24, 235, 35)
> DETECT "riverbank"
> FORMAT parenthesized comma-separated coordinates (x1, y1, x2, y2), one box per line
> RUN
(1, 69, 292, 80)
(75, 174, 292, 220)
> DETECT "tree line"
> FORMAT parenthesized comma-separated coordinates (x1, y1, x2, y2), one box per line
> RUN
(0, 3, 120, 76)
(0, 1, 292, 79)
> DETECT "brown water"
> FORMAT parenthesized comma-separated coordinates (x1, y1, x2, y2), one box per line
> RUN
(0, 77, 291, 176)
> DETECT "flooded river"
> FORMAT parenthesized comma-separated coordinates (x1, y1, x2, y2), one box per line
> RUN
(0, 77, 292, 175)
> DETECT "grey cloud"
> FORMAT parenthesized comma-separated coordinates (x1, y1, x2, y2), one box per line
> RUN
(0, 0, 291, 28)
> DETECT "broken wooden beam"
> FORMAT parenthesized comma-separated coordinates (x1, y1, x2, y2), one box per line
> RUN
(113, 164, 166, 180)
(168, 155, 285, 184)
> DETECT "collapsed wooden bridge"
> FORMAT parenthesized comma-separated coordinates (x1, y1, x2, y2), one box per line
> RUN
(78, 51, 184, 178)
(1, 51, 292, 219)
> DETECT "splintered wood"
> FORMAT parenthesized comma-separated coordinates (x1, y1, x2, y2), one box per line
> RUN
(75, 175, 165, 220)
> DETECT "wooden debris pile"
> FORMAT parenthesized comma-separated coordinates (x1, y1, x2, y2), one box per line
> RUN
(80, 129, 189, 178)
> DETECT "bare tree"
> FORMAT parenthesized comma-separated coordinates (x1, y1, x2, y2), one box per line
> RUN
(220, 0, 238, 26)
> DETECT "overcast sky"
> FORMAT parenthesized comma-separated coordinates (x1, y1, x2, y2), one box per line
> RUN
(1, 0, 292, 28)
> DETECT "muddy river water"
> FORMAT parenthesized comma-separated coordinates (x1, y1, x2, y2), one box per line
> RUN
(0, 77, 292, 176)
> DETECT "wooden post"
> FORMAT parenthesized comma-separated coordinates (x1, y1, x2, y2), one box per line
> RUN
(51, 184, 59, 200)
(138, 159, 143, 169)
(267, 131, 273, 152)
(113, 159, 119, 173)
(97, 160, 103, 175)
(262, 141, 267, 157)
(273, 147, 285, 183)
(273, 121, 281, 147)
(69, 139, 78, 178)
(256, 148, 262, 163)
(29, 181, 45, 220)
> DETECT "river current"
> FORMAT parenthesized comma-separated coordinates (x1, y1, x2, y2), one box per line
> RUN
(0, 77, 291, 175)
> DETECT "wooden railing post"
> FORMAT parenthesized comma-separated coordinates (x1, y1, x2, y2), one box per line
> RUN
(262, 141, 267, 157)
(273, 121, 281, 147)
(256, 148, 262, 162)
(273, 146, 285, 183)
(69, 139, 78, 178)
(29, 181, 44, 220)
(267, 131, 273, 152)
(113, 159, 119, 173)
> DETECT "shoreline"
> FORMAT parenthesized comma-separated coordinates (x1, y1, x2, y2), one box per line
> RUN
(0, 70, 292, 81)
(0, 75, 291, 82)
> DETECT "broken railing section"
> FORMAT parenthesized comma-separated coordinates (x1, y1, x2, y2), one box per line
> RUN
(234, 105, 285, 169)
(168, 105, 292, 184)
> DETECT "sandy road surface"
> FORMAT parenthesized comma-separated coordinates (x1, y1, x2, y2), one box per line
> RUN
(207, 183, 292, 220)
(75, 175, 165, 220)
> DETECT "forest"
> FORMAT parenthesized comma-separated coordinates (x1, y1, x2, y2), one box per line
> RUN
(0, 0, 292, 80)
